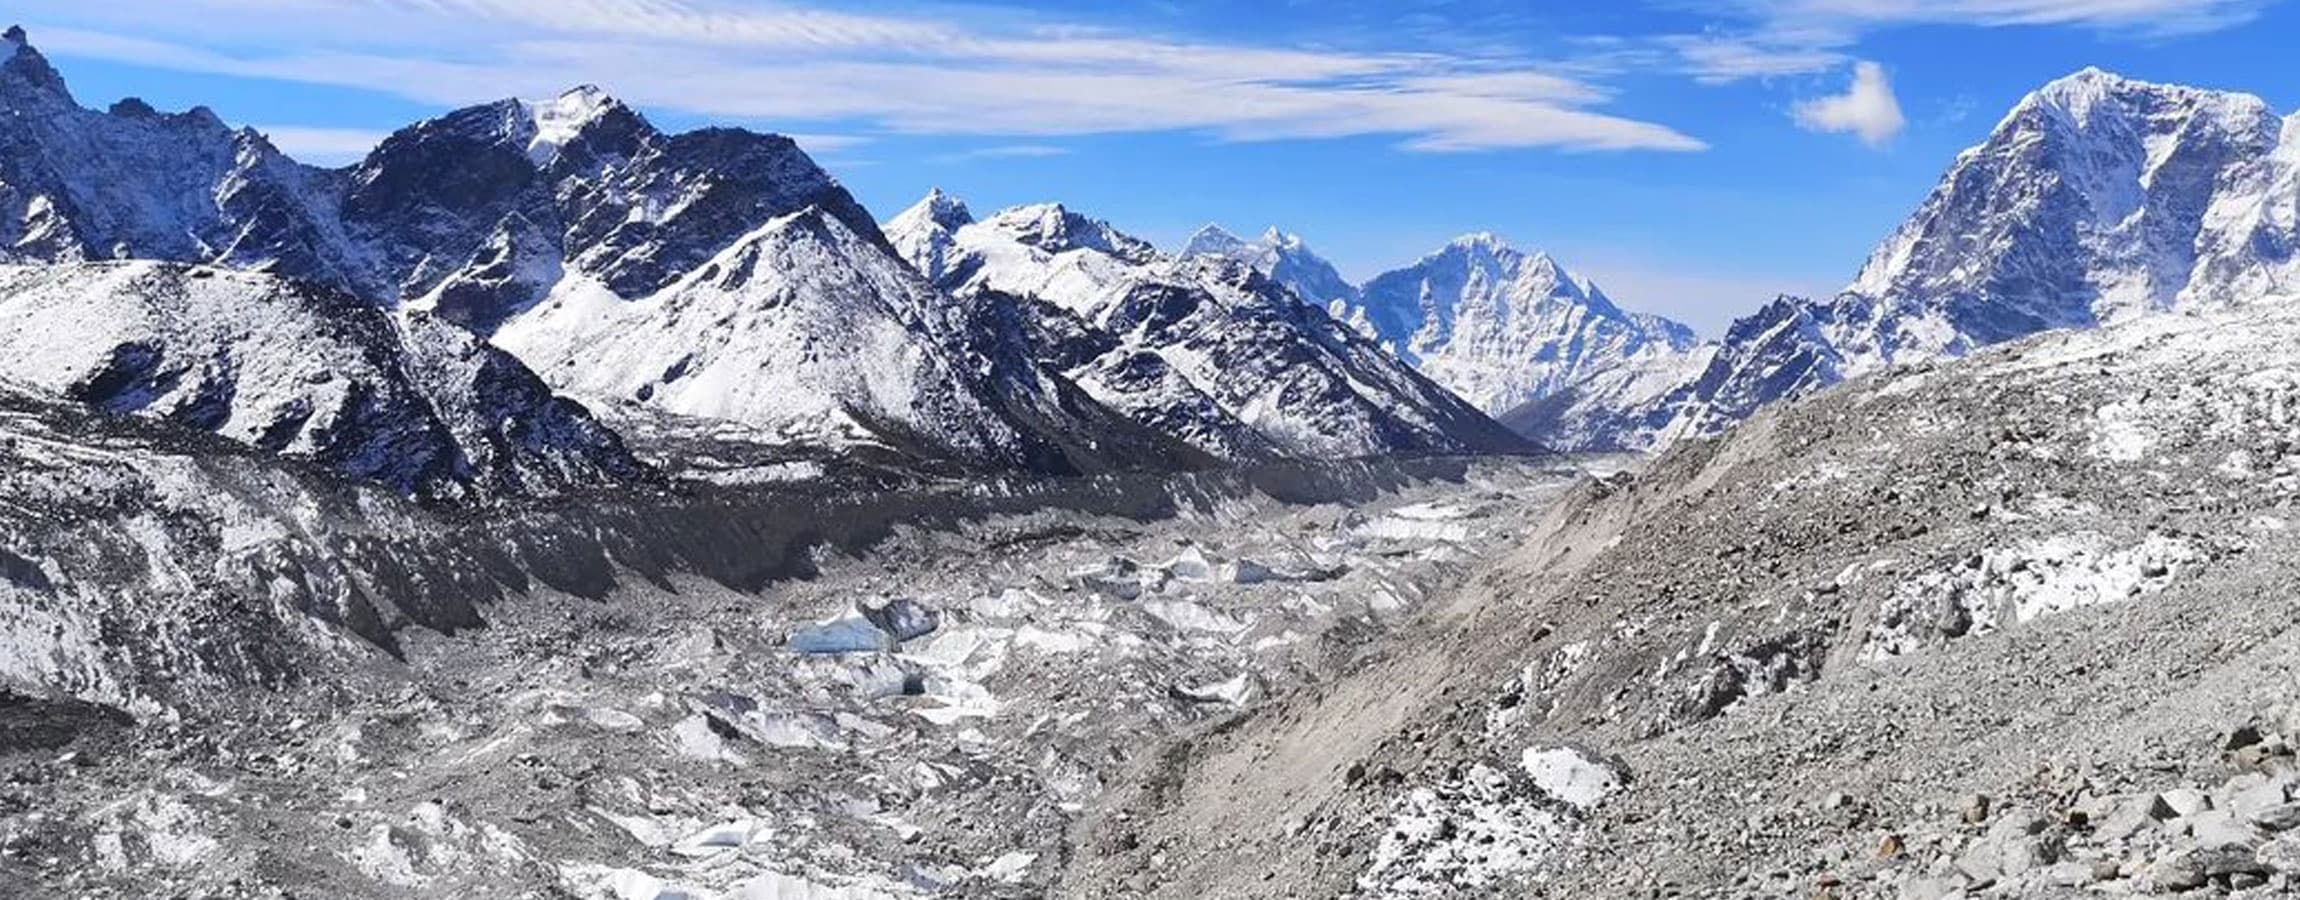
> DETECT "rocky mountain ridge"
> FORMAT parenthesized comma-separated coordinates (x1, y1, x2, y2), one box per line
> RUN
(887, 192, 1535, 462)
(1, 29, 1527, 479)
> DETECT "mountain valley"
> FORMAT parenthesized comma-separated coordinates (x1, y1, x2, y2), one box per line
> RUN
(4, 19, 2300, 900)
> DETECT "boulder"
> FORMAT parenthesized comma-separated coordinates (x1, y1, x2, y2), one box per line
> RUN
(2149, 789, 2214, 821)
(2254, 804, 2300, 834)
(2185, 809, 2260, 850)
(863, 598, 940, 642)
(2149, 844, 2266, 892)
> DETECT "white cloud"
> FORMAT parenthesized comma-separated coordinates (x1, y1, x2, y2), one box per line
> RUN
(248, 125, 387, 163)
(20, 1, 1707, 154)
(1660, 35, 1847, 83)
(1792, 61, 1906, 147)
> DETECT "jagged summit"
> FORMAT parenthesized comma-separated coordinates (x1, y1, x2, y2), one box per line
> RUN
(2019, 65, 2271, 132)
(907, 187, 975, 230)
(888, 194, 1532, 460)
(884, 189, 979, 284)
(521, 84, 633, 163)
(2040, 64, 2122, 91)
(106, 97, 158, 118)
(981, 201, 1161, 262)
(1178, 222, 1358, 311)
(0, 25, 70, 105)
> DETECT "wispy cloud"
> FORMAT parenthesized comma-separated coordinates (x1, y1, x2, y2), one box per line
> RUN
(1792, 61, 1905, 147)
(21, 1, 1707, 154)
(935, 144, 1072, 163)
(786, 133, 873, 155)
(1660, 0, 2268, 82)
(1756, 0, 2268, 37)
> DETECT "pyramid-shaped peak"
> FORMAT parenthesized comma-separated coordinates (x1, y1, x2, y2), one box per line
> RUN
(1183, 223, 1249, 257)
(895, 188, 975, 231)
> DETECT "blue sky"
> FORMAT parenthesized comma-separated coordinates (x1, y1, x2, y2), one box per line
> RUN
(18, 0, 2298, 333)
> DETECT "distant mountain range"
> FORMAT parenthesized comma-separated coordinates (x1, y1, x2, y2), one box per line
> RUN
(885, 195, 1530, 462)
(0, 27, 1525, 494)
(1171, 67, 2300, 451)
(5, 20, 2299, 492)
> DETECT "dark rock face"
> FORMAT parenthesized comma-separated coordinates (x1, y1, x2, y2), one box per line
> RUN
(561, 126, 887, 298)
(332, 95, 888, 329)
(1120, 258, 1536, 459)
(942, 287, 1224, 475)
(1654, 295, 1851, 439)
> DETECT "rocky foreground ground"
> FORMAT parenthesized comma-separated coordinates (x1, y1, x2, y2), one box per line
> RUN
(1060, 305, 2300, 898)
(17, 307, 2300, 900)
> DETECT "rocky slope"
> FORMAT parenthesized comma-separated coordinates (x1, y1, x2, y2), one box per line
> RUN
(1655, 68, 2300, 444)
(887, 194, 1534, 461)
(0, 261, 644, 499)
(1059, 293, 2300, 898)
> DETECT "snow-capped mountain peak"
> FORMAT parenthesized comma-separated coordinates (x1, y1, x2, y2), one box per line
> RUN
(1349, 234, 1698, 447)
(1179, 222, 1358, 308)
(1838, 67, 2279, 350)
(522, 84, 629, 164)
(889, 194, 1530, 460)
(1447, 231, 1511, 252)
(1181, 223, 1248, 259)
(1641, 68, 2299, 453)
(885, 188, 979, 284)
(911, 187, 975, 230)
(2020, 66, 2268, 133)
(982, 202, 1160, 263)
